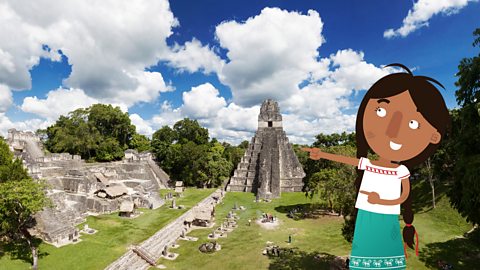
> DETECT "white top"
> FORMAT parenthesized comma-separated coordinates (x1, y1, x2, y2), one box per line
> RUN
(355, 157, 410, 214)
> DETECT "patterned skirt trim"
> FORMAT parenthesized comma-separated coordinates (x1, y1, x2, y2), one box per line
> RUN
(349, 255, 406, 269)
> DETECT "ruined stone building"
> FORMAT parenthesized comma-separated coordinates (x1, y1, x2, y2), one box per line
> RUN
(7, 129, 170, 247)
(227, 100, 305, 199)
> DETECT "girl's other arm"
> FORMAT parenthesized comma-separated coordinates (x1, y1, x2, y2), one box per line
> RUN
(301, 147, 359, 167)
(360, 177, 410, 205)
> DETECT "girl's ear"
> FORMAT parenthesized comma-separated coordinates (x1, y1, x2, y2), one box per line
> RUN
(430, 131, 441, 144)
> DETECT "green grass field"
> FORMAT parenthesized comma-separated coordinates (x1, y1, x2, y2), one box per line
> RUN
(0, 188, 214, 270)
(154, 185, 477, 270)
(1, 183, 478, 270)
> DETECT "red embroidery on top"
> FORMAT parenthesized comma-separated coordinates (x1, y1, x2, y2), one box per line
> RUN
(365, 165, 398, 175)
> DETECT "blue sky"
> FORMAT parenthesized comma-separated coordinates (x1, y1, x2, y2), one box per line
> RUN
(0, 0, 479, 144)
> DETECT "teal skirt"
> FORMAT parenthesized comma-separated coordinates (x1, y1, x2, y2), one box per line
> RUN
(349, 209, 406, 269)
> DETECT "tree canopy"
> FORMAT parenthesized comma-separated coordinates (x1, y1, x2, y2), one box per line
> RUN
(0, 139, 50, 270)
(42, 104, 149, 162)
(151, 118, 241, 188)
(448, 28, 480, 225)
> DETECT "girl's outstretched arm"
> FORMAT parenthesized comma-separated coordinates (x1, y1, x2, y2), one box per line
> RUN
(301, 147, 359, 167)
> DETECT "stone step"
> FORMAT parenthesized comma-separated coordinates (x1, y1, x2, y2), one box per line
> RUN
(132, 246, 156, 266)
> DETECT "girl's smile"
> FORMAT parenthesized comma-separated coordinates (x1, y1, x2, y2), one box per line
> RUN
(389, 140, 402, 151)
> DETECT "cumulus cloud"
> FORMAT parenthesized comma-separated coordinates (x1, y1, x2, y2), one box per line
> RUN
(0, 113, 50, 137)
(384, 0, 477, 38)
(150, 101, 183, 129)
(164, 39, 225, 74)
(0, 84, 13, 113)
(282, 113, 357, 145)
(1, 0, 218, 115)
(202, 103, 260, 144)
(128, 84, 259, 143)
(103, 71, 173, 107)
(0, 3, 59, 91)
(6, 4, 397, 145)
(21, 88, 99, 120)
(181, 83, 226, 119)
(134, 8, 393, 145)
(215, 7, 328, 106)
(130, 113, 154, 136)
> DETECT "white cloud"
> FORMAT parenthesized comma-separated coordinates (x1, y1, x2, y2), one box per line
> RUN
(1, 0, 226, 125)
(207, 49, 391, 145)
(20, 88, 99, 120)
(130, 113, 154, 136)
(104, 71, 173, 107)
(164, 39, 224, 74)
(0, 84, 13, 113)
(215, 7, 328, 106)
(137, 8, 393, 145)
(0, 3, 58, 91)
(181, 83, 226, 119)
(204, 103, 259, 144)
(281, 49, 391, 120)
(128, 89, 260, 144)
(0, 113, 50, 137)
(150, 101, 183, 129)
(329, 49, 392, 91)
(384, 0, 477, 38)
(0, 0, 182, 108)
(4, 4, 398, 145)
(282, 113, 357, 145)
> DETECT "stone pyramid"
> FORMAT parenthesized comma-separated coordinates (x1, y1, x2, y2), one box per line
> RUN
(227, 99, 305, 199)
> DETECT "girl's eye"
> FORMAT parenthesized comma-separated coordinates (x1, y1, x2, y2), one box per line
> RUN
(409, 120, 419, 129)
(375, 107, 387, 118)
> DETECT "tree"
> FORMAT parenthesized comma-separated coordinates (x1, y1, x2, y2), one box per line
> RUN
(151, 126, 177, 162)
(297, 132, 357, 195)
(129, 133, 151, 153)
(88, 104, 135, 147)
(0, 139, 50, 270)
(151, 118, 233, 188)
(199, 142, 233, 188)
(238, 140, 250, 149)
(173, 118, 209, 145)
(222, 142, 245, 176)
(313, 132, 356, 148)
(448, 28, 480, 225)
(297, 134, 358, 241)
(423, 157, 436, 208)
(43, 104, 140, 162)
(0, 140, 30, 183)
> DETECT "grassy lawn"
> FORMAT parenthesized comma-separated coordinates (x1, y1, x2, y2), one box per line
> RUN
(157, 192, 350, 270)
(0, 188, 215, 270)
(1, 183, 477, 270)
(155, 186, 476, 270)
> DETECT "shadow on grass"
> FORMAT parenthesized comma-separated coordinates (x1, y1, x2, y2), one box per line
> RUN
(419, 230, 480, 270)
(410, 177, 449, 214)
(275, 204, 335, 220)
(0, 238, 49, 265)
(268, 248, 344, 270)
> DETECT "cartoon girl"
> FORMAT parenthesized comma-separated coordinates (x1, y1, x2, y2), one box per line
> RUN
(303, 64, 450, 269)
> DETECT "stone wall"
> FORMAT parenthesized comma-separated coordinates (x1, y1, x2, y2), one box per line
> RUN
(104, 189, 223, 270)
(6, 129, 170, 247)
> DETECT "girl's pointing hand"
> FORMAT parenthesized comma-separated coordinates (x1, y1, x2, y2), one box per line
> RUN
(360, 190, 382, 204)
(301, 147, 323, 160)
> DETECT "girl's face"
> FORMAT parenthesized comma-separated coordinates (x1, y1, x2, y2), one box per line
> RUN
(362, 90, 441, 162)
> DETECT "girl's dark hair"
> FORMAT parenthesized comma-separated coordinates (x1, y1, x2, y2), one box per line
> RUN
(354, 63, 450, 249)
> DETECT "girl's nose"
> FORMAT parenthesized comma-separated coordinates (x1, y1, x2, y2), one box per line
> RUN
(386, 111, 402, 138)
